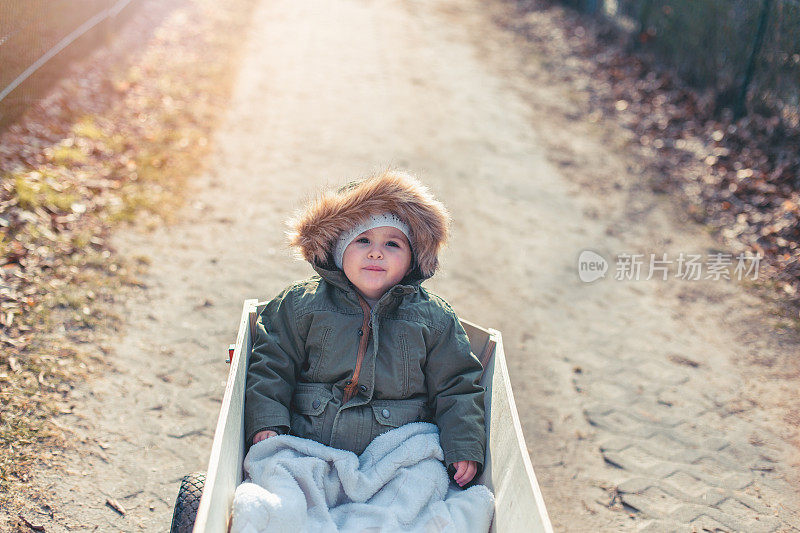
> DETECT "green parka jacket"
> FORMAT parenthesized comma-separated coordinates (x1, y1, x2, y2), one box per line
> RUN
(244, 262, 486, 469)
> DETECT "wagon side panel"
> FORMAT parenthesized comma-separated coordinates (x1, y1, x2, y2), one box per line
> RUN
(484, 329, 553, 533)
(193, 299, 257, 532)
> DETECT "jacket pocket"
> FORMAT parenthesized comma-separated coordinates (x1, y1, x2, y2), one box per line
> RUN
(370, 399, 429, 429)
(290, 383, 334, 440)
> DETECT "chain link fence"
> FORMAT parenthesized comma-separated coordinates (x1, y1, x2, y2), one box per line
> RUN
(552, 0, 800, 124)
(0, 0, 136, 128)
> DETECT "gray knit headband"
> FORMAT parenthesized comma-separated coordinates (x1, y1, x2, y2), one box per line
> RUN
(333, 213, 412, 269)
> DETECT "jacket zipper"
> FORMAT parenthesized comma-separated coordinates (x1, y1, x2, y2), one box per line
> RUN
(343, 294, 372, 403)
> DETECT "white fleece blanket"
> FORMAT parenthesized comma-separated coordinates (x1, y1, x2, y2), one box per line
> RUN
(230, 422, 494, 533)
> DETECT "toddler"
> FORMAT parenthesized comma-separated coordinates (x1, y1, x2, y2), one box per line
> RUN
(244, 169, 485, 487)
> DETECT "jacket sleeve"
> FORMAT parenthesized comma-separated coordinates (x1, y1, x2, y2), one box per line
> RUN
(244, 285, 306, 446)
(424, 309, 486, 470)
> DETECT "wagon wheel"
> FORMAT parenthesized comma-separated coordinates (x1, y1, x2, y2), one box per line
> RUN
(170, 472, 206, 533)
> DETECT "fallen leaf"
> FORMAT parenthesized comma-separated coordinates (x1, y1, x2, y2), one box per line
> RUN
(17, 513, 45, 531)
(106, 498, 126, 516)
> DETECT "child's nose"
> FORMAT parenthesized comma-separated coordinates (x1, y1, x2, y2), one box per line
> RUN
(367, 246, 383, 259)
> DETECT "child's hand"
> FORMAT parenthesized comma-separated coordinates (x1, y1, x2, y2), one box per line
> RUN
(451, 460, 478, 487)
(253, 430, 278, 444)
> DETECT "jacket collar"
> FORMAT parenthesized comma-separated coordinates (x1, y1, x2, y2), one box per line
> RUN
(311, 262, 422, 310)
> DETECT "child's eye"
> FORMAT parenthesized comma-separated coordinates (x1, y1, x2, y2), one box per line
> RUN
(386, 241, 400, 248)
(356, 237, 370, 244)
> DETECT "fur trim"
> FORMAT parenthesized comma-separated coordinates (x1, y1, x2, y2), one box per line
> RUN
(287, 170, 450, 278)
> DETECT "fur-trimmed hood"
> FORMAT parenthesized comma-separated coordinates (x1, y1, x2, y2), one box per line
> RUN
(288, 170, 450, 279)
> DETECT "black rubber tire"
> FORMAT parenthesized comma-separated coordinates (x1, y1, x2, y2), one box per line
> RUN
(170, 472, 206, 533)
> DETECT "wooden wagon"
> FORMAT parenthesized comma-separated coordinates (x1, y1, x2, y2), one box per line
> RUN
(171, 299, 553, 532)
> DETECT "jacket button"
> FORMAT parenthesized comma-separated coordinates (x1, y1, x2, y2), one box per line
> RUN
(345, 379, 353, 386)
(381, 408, 390, 418)
(358, 329, 364, 337)
(312, 399, 321, 409)
(359, 384, 367, 393)
(393, 287, 403, 295)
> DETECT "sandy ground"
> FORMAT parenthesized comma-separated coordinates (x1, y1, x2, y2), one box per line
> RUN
(16, 0, 800, 531)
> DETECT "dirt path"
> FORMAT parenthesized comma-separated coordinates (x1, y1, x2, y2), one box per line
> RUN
(22, 0, 799, 531)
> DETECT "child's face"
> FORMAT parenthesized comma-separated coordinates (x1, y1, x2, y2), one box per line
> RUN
(342, 226, 413, 300)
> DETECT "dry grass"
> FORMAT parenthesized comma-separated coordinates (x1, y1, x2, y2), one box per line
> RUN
(0, 0, 257, 524)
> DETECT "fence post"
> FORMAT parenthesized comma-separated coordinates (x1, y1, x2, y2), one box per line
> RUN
(735, 0, 773, 119)
(634, 0, 655, 48)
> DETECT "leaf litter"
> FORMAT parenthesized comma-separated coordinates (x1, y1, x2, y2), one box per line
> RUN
(0, 0, 256, 528)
